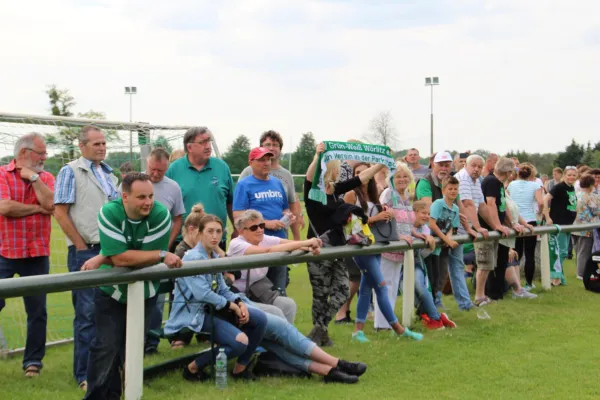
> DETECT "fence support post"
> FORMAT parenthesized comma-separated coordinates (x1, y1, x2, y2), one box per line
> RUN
(0, 324, 8, 359)
(401, 249, 415, 328)
(540, 233, 551, 290)
(125, 281, 145, 400)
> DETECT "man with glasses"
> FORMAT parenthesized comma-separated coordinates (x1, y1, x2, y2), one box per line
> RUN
(166, 126, 235, 250)
(239, 130, 304, 240)
(233, 147, 295, 295)
(0, 132, 55, 378)
(53, 125, 119, 390)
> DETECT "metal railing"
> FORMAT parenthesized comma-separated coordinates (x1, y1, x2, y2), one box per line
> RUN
(0, 222, 598, 399)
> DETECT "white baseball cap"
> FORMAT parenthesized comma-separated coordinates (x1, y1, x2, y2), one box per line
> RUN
(433, 151, 452, 163)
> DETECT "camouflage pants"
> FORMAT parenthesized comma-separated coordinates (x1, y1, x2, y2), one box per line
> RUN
(307, 258, 350, 329)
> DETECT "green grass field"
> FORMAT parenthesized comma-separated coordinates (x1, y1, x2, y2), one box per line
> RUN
(0, 218, 598, 399)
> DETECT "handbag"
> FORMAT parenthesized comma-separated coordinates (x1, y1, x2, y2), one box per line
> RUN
(369, 204, 399, 243)
(245, 269, 280, 305)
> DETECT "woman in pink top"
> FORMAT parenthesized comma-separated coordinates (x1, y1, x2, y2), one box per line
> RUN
(373, 162, 415, 330)
(227, 209, 321, 324)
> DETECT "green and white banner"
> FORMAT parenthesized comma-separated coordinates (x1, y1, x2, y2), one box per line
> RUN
(308, 141, 397, 205)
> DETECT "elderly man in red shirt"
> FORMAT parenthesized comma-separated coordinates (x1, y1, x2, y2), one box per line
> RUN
(0, 132, 55, 377)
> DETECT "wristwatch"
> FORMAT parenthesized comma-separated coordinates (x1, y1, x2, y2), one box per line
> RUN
(30, 174, 39, 183)
(159, 250, 167, 263)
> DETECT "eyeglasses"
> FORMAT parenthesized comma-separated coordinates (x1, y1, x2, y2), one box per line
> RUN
(244, 222, 265, 232)
(190, 138, 212, 146)
(26, 148, 48, 157)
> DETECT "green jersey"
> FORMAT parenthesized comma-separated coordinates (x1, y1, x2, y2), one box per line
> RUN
(98, 199, 171, 303)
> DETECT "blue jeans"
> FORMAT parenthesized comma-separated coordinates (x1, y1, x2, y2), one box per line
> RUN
(354, 255, 398, 325)
(409, 266, 440, 320)
(446, 245, 473, 310)
(67, 245, 100, 384)
(194, 307, 268, 369)
(267, 266, 289, 296)
(260, 311, 316, 372)
(84, 289, 157, 400)
(0, 255, 48, 370)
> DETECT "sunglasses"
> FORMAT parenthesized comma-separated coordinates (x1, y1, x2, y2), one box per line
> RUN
(245, 222, 265, 232)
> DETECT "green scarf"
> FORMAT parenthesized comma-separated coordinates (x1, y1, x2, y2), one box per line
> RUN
(308, 141, 397, 205)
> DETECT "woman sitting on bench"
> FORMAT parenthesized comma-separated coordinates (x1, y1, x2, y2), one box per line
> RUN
(164, 214, 268, 382)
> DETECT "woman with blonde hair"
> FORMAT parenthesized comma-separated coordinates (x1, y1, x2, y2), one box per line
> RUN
(303, 143, 385, 346)
(344, 162, 423, 343)
(373, 161, 415, 330)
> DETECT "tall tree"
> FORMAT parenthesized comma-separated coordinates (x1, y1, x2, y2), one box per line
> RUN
(554, 139, 584, 168)
(152, 135, 173, 154)
(46, 85, 75, 117)
(222, 135, 251, 174)
(363, 111, 398, 148)
(291, 132, 317, 175)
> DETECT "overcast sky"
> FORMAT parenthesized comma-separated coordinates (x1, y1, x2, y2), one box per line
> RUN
(1, 0, 599, 156)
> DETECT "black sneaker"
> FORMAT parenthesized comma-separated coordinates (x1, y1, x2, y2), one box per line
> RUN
(232, 368, 258, 381)
(345, 311, 355, 323)
(337, 360, 367, 377)
(323, 367, 358, 384)
(334, 316, 350, 324)
(182, 366, 210, 382)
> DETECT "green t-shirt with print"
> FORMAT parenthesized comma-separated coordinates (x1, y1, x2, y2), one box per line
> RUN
(98, 199, 171, 304)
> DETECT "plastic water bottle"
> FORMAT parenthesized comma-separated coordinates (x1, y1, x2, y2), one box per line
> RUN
(280, 212, 291, 229)
(216, 348, 227, 390)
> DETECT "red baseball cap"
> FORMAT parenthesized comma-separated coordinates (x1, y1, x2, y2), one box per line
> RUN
(248, 147, 274, 162)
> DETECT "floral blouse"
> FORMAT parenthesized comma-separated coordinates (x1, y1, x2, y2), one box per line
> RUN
(573, 192, 600, 237)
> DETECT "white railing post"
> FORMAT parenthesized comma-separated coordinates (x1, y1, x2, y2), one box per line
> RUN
(125, 281, 145, 400)
(540, 233, 551, 290)
(401, 249, 415, 328)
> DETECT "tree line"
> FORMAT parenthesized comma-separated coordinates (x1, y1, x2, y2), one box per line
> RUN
(19, 87, 600, 184)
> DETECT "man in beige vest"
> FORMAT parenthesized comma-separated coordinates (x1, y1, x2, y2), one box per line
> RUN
(54, 125, 119, 391)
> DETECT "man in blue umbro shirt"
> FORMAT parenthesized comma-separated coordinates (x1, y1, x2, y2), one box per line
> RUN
(232, 147, 294, 294)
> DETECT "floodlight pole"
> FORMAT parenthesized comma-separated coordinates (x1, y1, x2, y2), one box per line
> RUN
(425, 77, 439, 155)
(125, 87, 137, 162)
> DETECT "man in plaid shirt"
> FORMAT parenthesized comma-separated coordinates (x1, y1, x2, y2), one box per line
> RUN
(0, 132, 55, 377)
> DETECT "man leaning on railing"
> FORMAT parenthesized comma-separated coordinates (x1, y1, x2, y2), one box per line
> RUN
(79, 172, 183, 400)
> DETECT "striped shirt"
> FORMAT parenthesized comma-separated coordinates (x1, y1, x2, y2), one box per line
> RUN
(54, 159, 118, 204)
(0, 160, 55, 258)
(97, 199, 171, 303)
(456, 168, 484, 234)
(507, 180, 541, 222)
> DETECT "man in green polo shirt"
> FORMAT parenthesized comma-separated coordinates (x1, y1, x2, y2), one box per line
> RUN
(83, 172, 183, 400)
(166, 126, 234, 248)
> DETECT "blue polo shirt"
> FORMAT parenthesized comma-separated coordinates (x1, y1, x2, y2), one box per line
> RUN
(166, 155, 233, 239)
(233, 175, 288, 238)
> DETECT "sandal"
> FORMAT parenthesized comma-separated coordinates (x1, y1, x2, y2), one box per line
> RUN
(24, 365, 40, 377)
(171, 341, 185, 349)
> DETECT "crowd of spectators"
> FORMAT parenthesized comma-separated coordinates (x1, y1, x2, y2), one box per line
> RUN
(0, 128, 599, 399)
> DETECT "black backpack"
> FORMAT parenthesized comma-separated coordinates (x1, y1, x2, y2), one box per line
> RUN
(252, 351, 311, 378)
(583, 252, 600, 294)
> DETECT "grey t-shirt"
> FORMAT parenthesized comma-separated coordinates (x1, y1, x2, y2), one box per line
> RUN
(411, 165, 431, 181)
(152, 176, 185, 217)
(239, 165, 296, 204)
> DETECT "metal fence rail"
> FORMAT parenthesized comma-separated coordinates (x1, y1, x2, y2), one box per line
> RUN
(0, 222, 598, 399)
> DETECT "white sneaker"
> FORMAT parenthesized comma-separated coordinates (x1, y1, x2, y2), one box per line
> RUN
(512, 289, 537, 299)
(576, 275, 583, 280)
